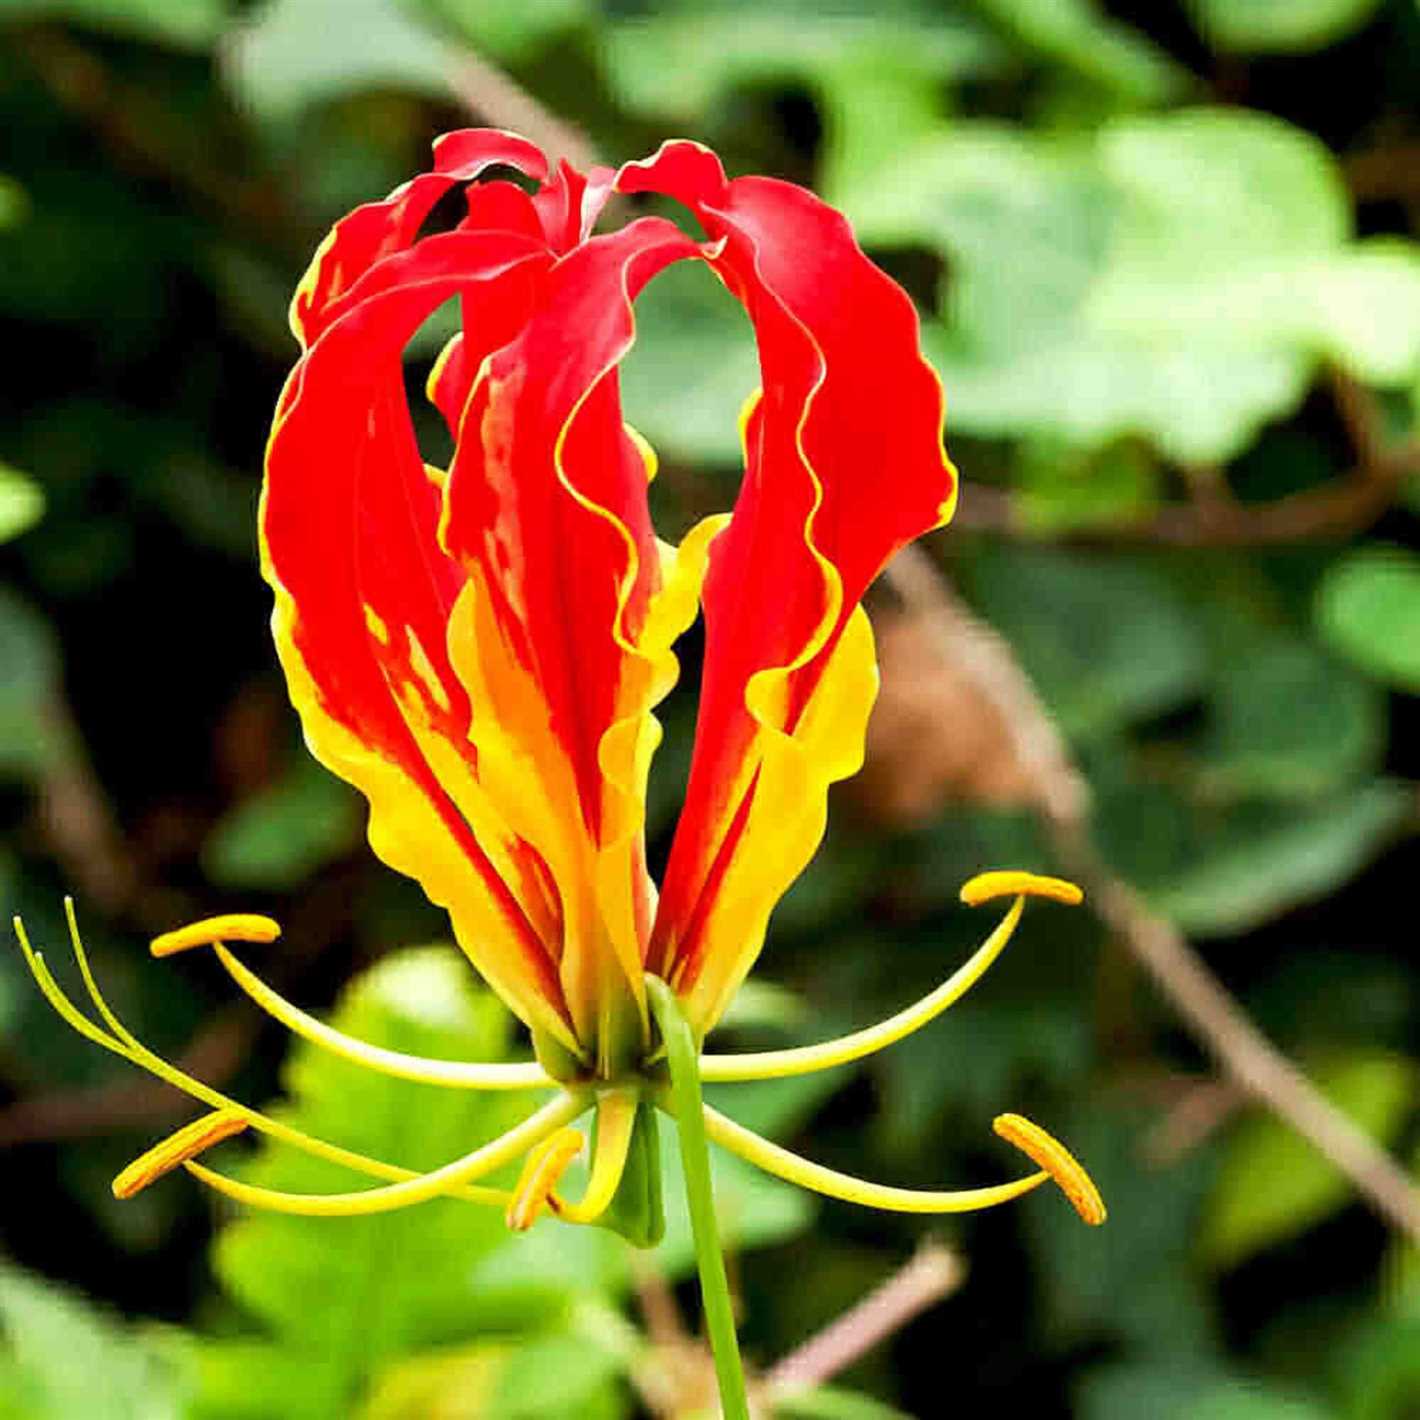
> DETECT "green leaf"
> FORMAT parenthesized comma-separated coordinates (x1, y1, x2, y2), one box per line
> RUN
(1186, 0, 1384, 53)
(1127, 782, 1410, 937)
(1200, 631, 1385, 801)
(972, 0, 1185, 104)
(1081, 1364, 1331, 1420)
(860, 111, 1420, 461)
(619, 259, 760, 467)
(0, 1263, 190, 1420)
(359, 1334, 625, 1420)
(774, 1387, 914, 1420)
(0, 0, 226, 47)
(203, 755, 363, 889)
(1318, 546, 1420, 694)
(969, 545, 1207, 741)
(0, 464, 43, 545)
(1202, 1052, 1417, 1268)
(224, 0, 456, 121)
(209, 949, 615, 1411)
(0, 589, 67, 780)
(416, 0, 587, 62)
(0, 177, 25, 230)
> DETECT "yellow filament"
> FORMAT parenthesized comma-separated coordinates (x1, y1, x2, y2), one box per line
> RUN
(993, 1113, 1106, 1225)
(506, 1127, 584, 1230)
(14, 912, 507, 1207)
(183, 1092, 586, 1217)
(150, 914, 281, 958)
(699, 897, 1025, 1082)
(959, 871, 1083, 908)
(550, 1088, 638, 1225)
(700, 1104, 1048, 1215)
(211, 943, 554, 1090)
(113, 1110, 248, 1199)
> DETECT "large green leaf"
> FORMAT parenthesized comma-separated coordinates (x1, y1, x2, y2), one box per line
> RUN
(1185, 0, 1384, 53)
(1202, 1052, 1417, 1269)
(205, 948, 622, 1417)
(223, 0, 456, 121)
(0, 1263, 190, 1420)
(1317, 545, 1420, 694)
(852, 111, 1420, 462)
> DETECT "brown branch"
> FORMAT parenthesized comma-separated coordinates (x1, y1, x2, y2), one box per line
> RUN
(883, 542, 1420, 1245)
(762, 1242, 964, 1397)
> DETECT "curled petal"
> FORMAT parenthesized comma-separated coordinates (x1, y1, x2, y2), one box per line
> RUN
(440, 217, 705, 1055)
(263, 230, 579, 1050)
(620, 144, 957, 1032)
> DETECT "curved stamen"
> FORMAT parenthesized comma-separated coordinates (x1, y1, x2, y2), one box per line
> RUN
(507, 1127, 584, 1229)
(113, 1110, 248, 1198)
(150, 914, 282, 957)
(549, 1087, 638, 1225)
(184, 1091, 586, 1217)
(993, 1113, 1106, 1225)
(13, 913, 508, 1207)
(209, 942, 554, 1090)
(698, 897, 1025, 1082)
(698, 1103, 1048, 1214)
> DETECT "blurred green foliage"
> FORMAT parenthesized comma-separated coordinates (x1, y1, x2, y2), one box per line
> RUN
(1, 0, 1420, 1417)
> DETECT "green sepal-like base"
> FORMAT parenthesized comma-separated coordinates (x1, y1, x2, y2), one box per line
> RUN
(595, 1098, 664, 1248)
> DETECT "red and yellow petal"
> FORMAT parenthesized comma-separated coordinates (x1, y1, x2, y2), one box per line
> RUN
(619, 143, 957, 1034)
(439, 217, 704, 1059)
(262, 229, 578, 1050)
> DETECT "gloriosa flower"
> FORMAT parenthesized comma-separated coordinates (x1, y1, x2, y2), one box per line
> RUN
(14, 131, 1103, 1240)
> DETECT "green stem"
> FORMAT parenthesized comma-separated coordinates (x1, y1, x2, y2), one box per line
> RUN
(645, 975, 750, 1420)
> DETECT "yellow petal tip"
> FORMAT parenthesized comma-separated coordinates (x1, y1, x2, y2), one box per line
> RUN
(992, 1113, 1105, 1226)
(112, 1110, 248, 1199)
(150, 914, 282, 958)
(960, 871, 1083, 908)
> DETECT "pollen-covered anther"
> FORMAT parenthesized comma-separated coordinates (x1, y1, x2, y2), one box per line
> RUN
(960, 871, 1084, 908)
(150, 914, 282, 958)
(505, 1127, 584, 1231)
(113, 1109, 249, 1199)
(992, 1112, 1106, 1226)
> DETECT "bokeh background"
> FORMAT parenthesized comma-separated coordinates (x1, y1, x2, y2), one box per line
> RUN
(3, 1, 1420, 1416)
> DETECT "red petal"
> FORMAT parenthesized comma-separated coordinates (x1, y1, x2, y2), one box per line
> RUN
(263, 229, 576, 1044)
(291, 129, 548, 349)
(620, 143, 957, 1016)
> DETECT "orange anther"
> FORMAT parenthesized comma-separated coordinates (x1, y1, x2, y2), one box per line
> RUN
(992, 1113, 1105, 1225)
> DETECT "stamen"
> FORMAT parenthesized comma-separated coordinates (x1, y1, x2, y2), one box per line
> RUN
(700, 1104, 1049, 1215)
(183, 1092, 586, 1218)
(210, 943, 553, 1090)
(150, 914, 281, 957)
(506, 1127, 584, 1230)
(113, 1110, 248, 1198)
(549, 1088, 638, 1225)
(959, 871, 1083, 908)
(993, 1113, 1106, 1225)
(699, 897, 1025, 1082)
(15, 910, 514, 1205)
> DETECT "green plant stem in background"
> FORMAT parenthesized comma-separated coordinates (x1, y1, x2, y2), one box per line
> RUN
(645, 974, 751, 1420)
